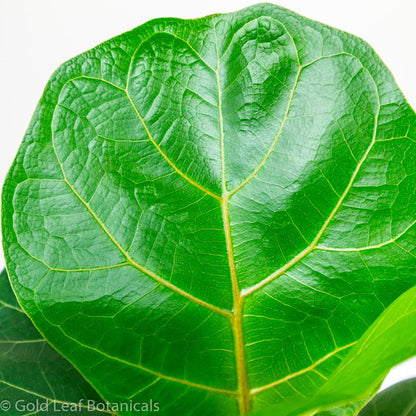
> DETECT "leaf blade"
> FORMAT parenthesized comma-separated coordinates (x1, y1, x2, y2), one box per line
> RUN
(359, 378, 416, 416)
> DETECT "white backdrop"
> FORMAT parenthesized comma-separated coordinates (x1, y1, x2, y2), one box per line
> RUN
(1, 0, 415, 392)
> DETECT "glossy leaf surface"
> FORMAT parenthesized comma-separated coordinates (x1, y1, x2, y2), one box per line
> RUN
(2, 3, 416, 415)
(0, 270, 107, 415)
(253, 282, 416, 415)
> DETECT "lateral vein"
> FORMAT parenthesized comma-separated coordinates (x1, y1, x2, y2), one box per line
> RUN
(60, 74, 222, 202)
(36, 307, 238, 397)
(242, 62, 381, 297)
(317, 218, 416, 252)
(50, 133, 231, 319)
(0, 380, 114, 414)
(125, 90, 222, 202)
(250, 342, 357, 394)
(229, 65, 302, 196)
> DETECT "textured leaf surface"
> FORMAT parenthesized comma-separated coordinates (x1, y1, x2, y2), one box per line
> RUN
(359, 378, 416, 416)
(253, 282, 416, 415)
(2, 3, 416, 415)
(0, 270, 107, 414)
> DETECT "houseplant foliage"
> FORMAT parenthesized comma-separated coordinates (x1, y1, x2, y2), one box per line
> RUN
(4, 269, 416, 416)
(0, 270, 106, 415)
(358, 378, 416, 416)
(2, 3, 416, 415)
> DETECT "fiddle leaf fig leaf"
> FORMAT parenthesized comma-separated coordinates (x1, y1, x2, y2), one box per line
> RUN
(0, 270, 108, 415)
(2, 3, 416, 416)
(359, 378, 416, 416)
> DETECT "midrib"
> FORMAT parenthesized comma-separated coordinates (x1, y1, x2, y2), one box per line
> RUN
(221, 195, 251, 414)
(214, 34, 251, 414)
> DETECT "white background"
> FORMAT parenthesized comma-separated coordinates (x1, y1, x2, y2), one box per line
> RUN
(1, 0, 415, 392)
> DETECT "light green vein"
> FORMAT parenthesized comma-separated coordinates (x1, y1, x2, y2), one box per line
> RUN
(251, 341, 357, 395)
(242, 57, 381, 296)
(124, 89, 222, 202)
(0, 380, 113, 414)
(48, 120, 231, 318)
(36, 305, 237, 397)
(0, 300, 24, 313)
(316, 218, 416, 252)
(0, 339, 45, 344)
(229, 52, 367, 196)
(228, 55, 301, 197)
(61, 75, 222, 202)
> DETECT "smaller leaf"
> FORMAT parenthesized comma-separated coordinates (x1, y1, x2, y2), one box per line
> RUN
(317, 400, 368, 416)
(316, 382, 383, 416)
(359, 378, 416, 416)
(0, 269, 109, 415)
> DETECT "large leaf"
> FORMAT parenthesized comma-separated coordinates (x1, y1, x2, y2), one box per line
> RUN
(2, 3, 416, 415)
(359, 378, 416, 416)
(0, 269, 108, 414)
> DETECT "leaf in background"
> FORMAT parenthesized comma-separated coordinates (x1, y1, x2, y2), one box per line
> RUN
(0, 269, 109, 415)
(2, 3, 416, 416)
(359, 378, 416, 416)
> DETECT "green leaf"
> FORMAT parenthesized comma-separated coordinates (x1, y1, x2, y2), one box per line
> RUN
(359, 378, 416, 416)
(317, 402, 367, 416)
(251, 283, 416, 415)
(317, 401, 367, 416)
(0, 269, 108, 414)
(2, 3, 416, 415)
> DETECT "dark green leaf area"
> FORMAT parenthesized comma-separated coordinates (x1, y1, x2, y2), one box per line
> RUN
(0, 270, 107, 415)
(359, 379, 416, 416)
